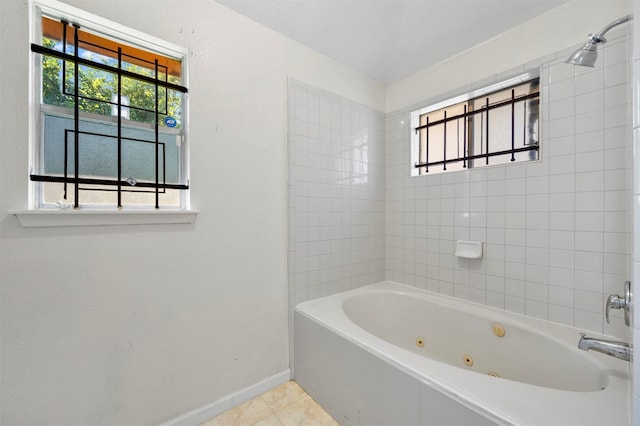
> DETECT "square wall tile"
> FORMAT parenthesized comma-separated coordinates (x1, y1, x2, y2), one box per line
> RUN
(287, 30, 634, 346)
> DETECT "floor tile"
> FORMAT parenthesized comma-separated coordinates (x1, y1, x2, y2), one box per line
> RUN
(274, 395, 339, 426)
(201, 396, 272, 426)
(260, 381, 307, 412)
(199, 381, 337, 426)
(253, 414, 283, 426)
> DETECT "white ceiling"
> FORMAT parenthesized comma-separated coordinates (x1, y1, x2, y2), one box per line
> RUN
(215, 0, 570, 84)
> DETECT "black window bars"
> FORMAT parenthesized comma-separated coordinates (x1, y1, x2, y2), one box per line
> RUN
(414, 81, 539, 174)
(31, 19, 189, 209)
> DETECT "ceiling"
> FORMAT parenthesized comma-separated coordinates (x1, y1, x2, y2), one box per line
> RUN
(216, 0, 570, 84)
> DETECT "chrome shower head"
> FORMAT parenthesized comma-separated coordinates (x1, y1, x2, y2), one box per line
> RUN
(566, 15, 632, 67)
(566, 36, 603, 67)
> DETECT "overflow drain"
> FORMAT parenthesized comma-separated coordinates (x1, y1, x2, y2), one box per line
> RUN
(415, 338, 425, 348)
(463, 355, 474, 366)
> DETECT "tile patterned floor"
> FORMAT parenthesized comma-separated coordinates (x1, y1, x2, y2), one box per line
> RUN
(200, 381, 339, 426)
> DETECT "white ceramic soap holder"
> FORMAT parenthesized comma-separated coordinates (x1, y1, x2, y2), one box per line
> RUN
(455, 240, 483, 259)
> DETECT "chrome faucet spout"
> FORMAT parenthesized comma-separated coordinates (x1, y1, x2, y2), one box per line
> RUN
(578, 333, 631, 361)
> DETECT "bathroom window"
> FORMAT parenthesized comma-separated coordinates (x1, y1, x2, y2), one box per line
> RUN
(30, 1, 190, 209)
(411, 72, 540, 176)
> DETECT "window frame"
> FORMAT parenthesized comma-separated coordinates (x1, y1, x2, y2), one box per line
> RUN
(410, 69, 540, 176)
(27, 0, 192, 213)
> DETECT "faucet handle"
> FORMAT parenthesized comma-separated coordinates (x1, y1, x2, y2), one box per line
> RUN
(605, 281, 631, 326)
(606, 294, 624, 324)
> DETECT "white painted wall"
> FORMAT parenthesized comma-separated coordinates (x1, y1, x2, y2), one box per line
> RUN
(0, 0, 384, 424)
(386, 0, 633, 113)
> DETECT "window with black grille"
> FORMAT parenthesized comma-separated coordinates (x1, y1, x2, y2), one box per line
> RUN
(30, 11, 189, 209)
(411, 73, 540, 175)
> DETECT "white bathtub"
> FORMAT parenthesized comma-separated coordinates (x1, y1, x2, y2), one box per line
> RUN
(293, 281, 629, 425)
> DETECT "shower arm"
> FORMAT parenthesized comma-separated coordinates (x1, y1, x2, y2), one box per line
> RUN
(589, 15, 632, 44)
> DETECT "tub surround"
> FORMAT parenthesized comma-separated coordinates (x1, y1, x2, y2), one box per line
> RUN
(295, 281, 629, 425)
(287, 22, 633, 425)
(288, 26, 632, 340)
(386, 26, 631, 338)
(287, 78, 387, 309)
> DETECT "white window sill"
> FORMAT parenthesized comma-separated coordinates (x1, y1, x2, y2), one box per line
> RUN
(10, 209, 199, 228)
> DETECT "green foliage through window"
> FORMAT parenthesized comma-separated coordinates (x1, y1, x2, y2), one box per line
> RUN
(32, 12, 189, 209)
(41, 37, 182, 127)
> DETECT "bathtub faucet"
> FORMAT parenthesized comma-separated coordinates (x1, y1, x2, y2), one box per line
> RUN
(578, 333, 631, 361)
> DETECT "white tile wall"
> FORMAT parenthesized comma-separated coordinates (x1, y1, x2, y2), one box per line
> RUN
(287, 79, 386, 309)
(289, 29, 632, 411)
(632, 2, 640, 424)
(386, 28, 631, 339)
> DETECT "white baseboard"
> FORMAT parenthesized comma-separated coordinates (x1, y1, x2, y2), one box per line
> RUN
(161, 369, 291, 426)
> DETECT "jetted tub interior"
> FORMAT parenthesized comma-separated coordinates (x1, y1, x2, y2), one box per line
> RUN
(342, 291, 607, 392)
(294, 281, 629, 426)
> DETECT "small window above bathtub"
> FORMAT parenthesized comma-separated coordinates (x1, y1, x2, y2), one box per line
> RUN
(410, 71, 540, 176)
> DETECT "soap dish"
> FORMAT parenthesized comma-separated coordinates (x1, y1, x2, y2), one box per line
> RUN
(455, 240, 483, 259)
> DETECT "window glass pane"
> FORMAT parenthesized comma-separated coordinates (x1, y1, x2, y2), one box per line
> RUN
(41, 17, 182, 79)
(412, 75, 539, 176)
(34, 14, 187, 208)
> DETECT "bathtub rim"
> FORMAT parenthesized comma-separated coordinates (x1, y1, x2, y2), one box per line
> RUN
(294, 280, 630, 426)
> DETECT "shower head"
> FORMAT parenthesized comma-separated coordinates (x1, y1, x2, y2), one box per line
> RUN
(566, 36, 603, 67)
(566, 15, 632, 67)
